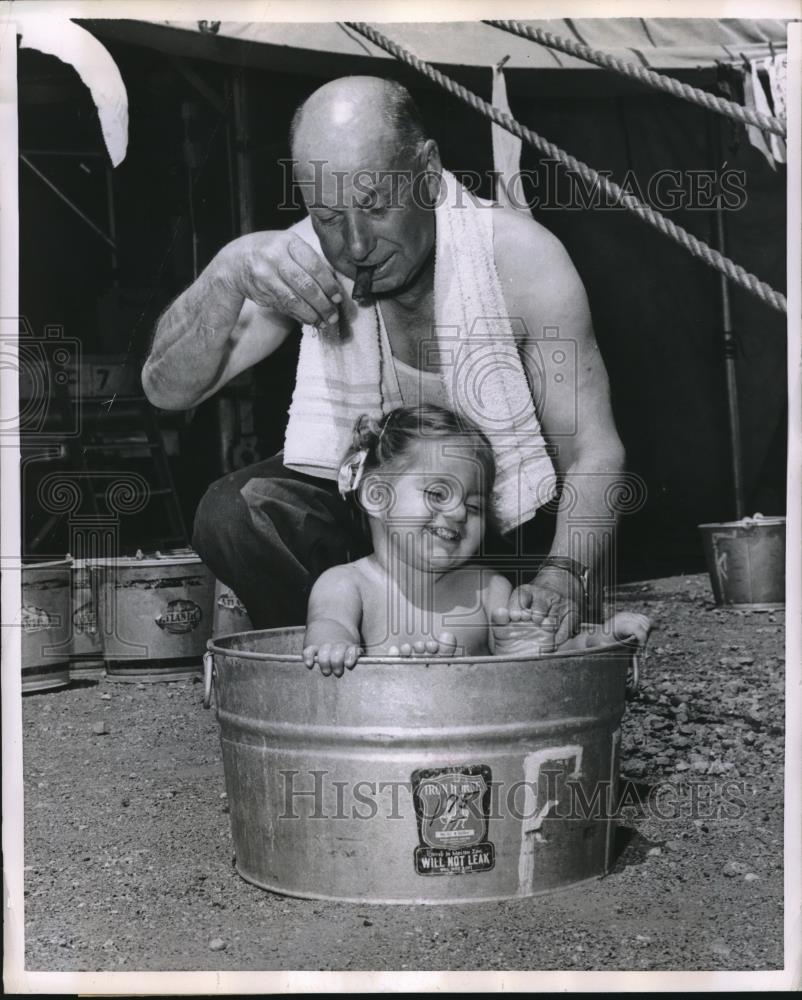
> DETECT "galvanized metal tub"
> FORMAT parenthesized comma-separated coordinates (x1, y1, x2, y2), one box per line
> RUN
(21, 558, 72, 693)
(99, 548, 214, 681)
(69, 559, 105, 680)
(699, 514, 785, 608)
(212, 578, 253, 637)
(205, 626, 638, 904)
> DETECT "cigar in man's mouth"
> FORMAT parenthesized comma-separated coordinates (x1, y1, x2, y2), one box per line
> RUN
(352, 265, 376, 304)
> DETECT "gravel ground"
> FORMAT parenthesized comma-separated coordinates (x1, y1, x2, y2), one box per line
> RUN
(21, 573, 785, 973)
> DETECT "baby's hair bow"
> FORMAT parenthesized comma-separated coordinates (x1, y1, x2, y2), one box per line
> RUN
(337, 448, 368, 499)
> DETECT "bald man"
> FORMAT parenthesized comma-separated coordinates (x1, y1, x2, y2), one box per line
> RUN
(142, 76, 625, 641)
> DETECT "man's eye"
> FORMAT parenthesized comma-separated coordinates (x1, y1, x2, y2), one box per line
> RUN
(424, 487, 448, 503)
(315, 213, 339, 226)
(466, 502, 483, 514)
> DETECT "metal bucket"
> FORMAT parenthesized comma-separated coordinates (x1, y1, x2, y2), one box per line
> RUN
(99, 548, 214, 682)
(212, 578, 253, 637)
(21, 558, 72, 693)
(204, 626, 638, 904)
(69, 559, 105, 680)
(699, 514, 785, 608)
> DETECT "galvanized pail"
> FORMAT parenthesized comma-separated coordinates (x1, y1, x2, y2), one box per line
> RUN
(69, 559, 105, 680)
(699, 514, 785, 608)
(21, 558, 72, 693)
(99, 548, 214, 681)
(205, 626, 638, 904)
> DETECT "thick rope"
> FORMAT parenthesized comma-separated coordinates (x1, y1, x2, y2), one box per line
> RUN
(344, 22, 787, 315)
(486, 19, 787, 138)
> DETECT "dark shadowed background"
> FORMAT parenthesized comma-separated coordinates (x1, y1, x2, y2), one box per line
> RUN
(18, 20, 787, 581)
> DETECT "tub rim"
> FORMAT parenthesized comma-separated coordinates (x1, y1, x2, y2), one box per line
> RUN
(206, 624, 639, 666)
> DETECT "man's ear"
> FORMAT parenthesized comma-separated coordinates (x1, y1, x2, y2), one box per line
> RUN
(416, 139, 442, 207)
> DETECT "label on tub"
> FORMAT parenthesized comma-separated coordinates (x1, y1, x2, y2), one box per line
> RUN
(411, 764, 495, 876)
(154, 599, 203, 633)
(21, 605, 57, 632)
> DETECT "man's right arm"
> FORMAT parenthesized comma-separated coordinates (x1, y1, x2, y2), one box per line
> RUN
(142, 219, 343, 410)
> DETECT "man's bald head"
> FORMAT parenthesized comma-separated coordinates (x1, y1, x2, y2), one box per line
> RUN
(289, 76, 427, 167)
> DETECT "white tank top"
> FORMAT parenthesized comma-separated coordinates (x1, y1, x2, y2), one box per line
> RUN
(377, 304, 449, 409)
(394, 356, 449, 408)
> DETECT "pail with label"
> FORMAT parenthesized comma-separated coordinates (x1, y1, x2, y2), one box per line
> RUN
(69, 559, 105, 680)
(204, 626, 638, 904)
(21, 558, 72, 693)
(212, 579, 253, 636)
(100, 548, 214, 681)
(699, 514, 785, 608)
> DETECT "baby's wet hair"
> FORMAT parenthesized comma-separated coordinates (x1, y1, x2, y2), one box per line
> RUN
(349, 404, 496, 498)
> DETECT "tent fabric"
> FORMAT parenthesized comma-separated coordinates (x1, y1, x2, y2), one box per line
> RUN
(107, 18, 789, 73)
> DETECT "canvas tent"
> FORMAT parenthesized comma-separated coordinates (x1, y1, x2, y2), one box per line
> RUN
(21, 17, 790, 576)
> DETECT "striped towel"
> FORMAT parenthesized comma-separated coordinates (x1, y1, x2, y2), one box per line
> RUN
(284, 169, 556, 532)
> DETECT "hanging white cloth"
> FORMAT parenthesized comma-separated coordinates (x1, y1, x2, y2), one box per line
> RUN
(743, 56, 786, 169)
(491, 64, 529, 212)
(18, 18, 128, 166)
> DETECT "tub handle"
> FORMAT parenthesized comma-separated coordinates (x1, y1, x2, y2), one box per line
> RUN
(626, 653, 640, 697)
(203, 650, 215, 709)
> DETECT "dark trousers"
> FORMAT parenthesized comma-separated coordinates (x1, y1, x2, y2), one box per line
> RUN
(192, 452, 570, 630)
(192, 453, 371, 629)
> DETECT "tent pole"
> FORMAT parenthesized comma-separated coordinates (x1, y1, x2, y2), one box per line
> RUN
(713, 122, 746, 519)
(232, 71, 254, 235)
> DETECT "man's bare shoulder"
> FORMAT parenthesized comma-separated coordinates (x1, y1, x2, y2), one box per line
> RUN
(491, 205, 589, 336)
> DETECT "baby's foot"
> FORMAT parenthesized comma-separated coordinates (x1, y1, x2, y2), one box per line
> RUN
(491, 607, 557, 657)
(386, 631, 459, 658)
(559, 611, 652, 651)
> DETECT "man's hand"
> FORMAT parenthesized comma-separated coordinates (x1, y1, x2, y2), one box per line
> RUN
(509, 568, 585, 650)
(226, 231, 344, 334)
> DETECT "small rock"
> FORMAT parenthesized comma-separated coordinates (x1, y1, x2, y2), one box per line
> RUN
(693, 820, 709, 832)
(636, 934, 651, 944)
(664, 840, 683, 852)
(675, 761, 690, 772)
(744, 872, 760, 883)
(137, 683, 146, 690)
(208, 938, 226, 951)
(121, 797, 129, 807)
(219, 792, 227, 799)
(623, 760, 646, 778)
(710, 940, 732, 958)
(102, 938, 114, 949)
(363, 919, 373, 927)
(738, 656, 755, 665)
(647, 846, 662, 857)
(92, 721, 109, 736)
(723, 860, 749, 878)
(100, 693, 111, 701)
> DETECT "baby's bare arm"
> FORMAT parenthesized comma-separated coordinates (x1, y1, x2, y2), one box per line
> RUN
(304, 567, 363, 676)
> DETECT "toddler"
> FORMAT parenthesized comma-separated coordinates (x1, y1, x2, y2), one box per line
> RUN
(303, 405, 649, 675)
